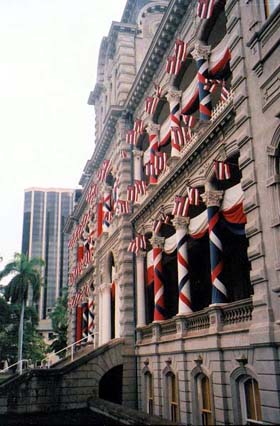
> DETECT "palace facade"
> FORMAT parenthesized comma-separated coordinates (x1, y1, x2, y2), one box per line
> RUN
(65, 1, 280, 424)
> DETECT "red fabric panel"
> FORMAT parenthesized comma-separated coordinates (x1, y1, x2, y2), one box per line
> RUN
(111, 281, 115, 300)
(76, 306, 83, 342)
(190, 229, 208, 240)
(222, 202, 247, 224)
(97, 200, 103, 237)
(146, 265, 154, 286)
(77, 245, 84, 262)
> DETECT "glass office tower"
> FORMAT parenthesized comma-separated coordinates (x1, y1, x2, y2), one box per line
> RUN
(21, 188, 74, 321)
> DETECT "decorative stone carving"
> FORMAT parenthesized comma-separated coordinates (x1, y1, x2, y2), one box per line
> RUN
(191, 42, 211, 61)
(201, 190, 223, 208)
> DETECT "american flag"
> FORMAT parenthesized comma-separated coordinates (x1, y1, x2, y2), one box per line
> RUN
(116, 199, 130, 214)
(128, 234, 146, 254)
(220, 82, 230, 102)
(145, 162, 155, 177)
(197, 0, 215, 19)
(145, 96, 159, 115)
(182, 114, 196, 128)
(153, 212, 171, 234)
(171, 126, 185, 147)
(172, 195, 190, 217)
(134, 180, 146, 196)
(214, 160, 231, 180)
(154, 152, 167, 175)
(133, 119, 145, 134)
(120, 149, 128, 159)
(86, 183, 98, 204)
(127, 185, 136, 202)
(187, 187, 200, 206)
(126, 129, 137, 145)
(166, 39, 188, 76)
(97, 159, 111, 182)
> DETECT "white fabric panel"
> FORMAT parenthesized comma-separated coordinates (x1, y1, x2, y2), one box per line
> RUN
(147, 249, 153, 268)
(222, 183, 244, 211)
(209, 37, 229, 71)
(189, 210, 208, 236)
(181, 77, 198, 109)
(159, 116, 170, 141)
(164, 234, 177, 254)
(143, 147, 150, 165)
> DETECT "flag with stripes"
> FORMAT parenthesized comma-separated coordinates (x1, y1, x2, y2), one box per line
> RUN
(187, 187, 200, 206)
(171, 126, 185, 147)
(133, 119, 145, 134)
(120, 149, 128, 159)
(127, 185, 136, 202)
(197, 0, 215, 19)
(134, 179, 147, 196)
(154, 152, 167, 175)
(145, 96, 160, 115)
(172, 195, 190, 217)
(97, 159, 111, 182)
(214, 160, 231, 180)
(126, 129, 137, 145)
(116, 199, 130, 214)
(166, 39, 188, 75)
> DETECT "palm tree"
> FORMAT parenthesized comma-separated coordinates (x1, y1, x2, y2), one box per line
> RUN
(0, 253, 44, 374)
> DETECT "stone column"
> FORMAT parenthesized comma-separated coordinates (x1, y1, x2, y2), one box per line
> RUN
(191, 42, 212, 122)
(152, 236, 165, 321)
(136, 250, 146, 327)
(101, 283, 112, 343)
(146, 122, 160, 185)
(166, 88, 182, 158)
(202, 190, 227, 304)
(133, 149, 143, 181)
(174, 217, 192, 315)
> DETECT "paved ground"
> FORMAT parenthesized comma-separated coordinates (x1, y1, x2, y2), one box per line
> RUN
(0, 408, 122, 426)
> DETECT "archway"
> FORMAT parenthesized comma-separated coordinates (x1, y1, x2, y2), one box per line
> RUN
(99, 364, 123, 404)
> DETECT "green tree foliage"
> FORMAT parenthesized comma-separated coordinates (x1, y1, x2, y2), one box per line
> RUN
(48, 290, 68, 358)
(0, 297, 47, 367)
(0, 253, 45, 372)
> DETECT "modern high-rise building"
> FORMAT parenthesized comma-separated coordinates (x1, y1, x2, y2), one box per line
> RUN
(21, 188, 75, 328)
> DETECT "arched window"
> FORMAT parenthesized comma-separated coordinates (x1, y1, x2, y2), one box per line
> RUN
(166, 372, 179, 422)
(197, 374, 214, 426)
(144, 371, 154, 415)
(241, 377, 262, 425)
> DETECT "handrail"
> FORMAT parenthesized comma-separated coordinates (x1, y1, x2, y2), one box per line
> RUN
(0, 359, 29, 375)
(40, 332, 96, 368)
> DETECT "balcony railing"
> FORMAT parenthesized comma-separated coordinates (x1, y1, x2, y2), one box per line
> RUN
(137, 298, 253, 344)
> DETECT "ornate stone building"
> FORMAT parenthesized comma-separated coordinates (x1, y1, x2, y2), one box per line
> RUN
(65, 0, 280, 424)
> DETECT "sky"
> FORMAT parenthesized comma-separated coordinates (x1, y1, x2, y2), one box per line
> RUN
(0, 0, 127, 269)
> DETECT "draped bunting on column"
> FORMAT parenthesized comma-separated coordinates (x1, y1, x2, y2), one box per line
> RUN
(204, 191, 227, 304)
(82, 302, 88, 340)
(192, 43, 212, 122)
(174, 217, 192, 314)
(153, 237, 165, 321)
(87, 296, 94, 343)
(97, 199, 103, 237)
(147, 123, 160, 184)
(102, 187, 112, 232)
(76, 305, 83, 343)
(167, 89, 182, 158)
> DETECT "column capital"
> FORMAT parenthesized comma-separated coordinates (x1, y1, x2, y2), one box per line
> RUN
(173, 216, 190, 230)
(151, 236, 165, 249)
(191, 42, 211, 60)
(146, 122, 160, 135)
(166, 88, 182, 104)
(202, 190, 223, 208)
(136, 249, 147, 259)
(132, 149, 144, 158)
(100, 283, 112, 292)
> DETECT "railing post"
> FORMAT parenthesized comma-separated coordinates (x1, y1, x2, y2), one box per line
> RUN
(71, 345, 74, 362)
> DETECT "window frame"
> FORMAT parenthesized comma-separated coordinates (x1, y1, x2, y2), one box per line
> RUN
(239, 377, 263, 425)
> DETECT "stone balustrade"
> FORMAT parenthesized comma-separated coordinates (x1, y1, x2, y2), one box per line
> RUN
(136, 298, 253, 344)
